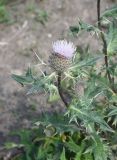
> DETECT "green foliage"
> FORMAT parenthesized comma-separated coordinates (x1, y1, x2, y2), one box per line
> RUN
(0, 5, 9, 23)
(26, 2, 48, 25)
(3, 113, 82, 160)
(34, 10, 48, 25)
(0, 0, 9, 5)
(0, 0, 14, 24)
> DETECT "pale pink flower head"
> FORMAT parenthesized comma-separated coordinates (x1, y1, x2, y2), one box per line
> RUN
(52, 40, 76, 59)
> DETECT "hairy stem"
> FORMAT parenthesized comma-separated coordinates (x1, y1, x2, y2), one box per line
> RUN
(97, 0, 101, 29)
(97, 0, 116, 93)
(58, 73, 69, 108)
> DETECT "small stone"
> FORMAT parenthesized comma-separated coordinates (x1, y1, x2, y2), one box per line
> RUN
(47, 33, 52, 38)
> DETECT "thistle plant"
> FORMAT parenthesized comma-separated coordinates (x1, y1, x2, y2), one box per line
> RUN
(49, 40, 76, 108)
(2, 0, 117, 160)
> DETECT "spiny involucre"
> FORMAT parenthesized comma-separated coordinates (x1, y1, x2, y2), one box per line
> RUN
(49, 40, 76, 73)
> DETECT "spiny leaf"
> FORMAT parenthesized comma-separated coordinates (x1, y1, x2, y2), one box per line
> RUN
(70, 20, 100, 36)
(60, 148, 66, 160)
(106, 22, 117, 55)
(47, 84, 60, 103)
(70, 26, 80, 35)
(26, 67, 33, 77)
(35, 113, 80, 134)
(64, 138, 80, 153)
(37, 145, 48, 160)
(83, 153, 93, 160)
(70, 56, 101, 71)
(91, 134, 108, 160)
(12, 74, 34, 85)
(68, 139, 85, 160)
(27, 78, 44, 95)
(70, 107, 114, 133)
(108, 107, 117, 116)
(101, 5, 117, 19)
(12, 67, 34, 85)
(27, 73, 56, 95)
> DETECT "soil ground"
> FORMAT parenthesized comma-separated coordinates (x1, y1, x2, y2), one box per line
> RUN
(0, 0, 116, 147)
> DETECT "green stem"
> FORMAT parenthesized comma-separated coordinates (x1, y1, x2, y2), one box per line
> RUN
(97, 0, 101, 29)
(58, 72, 69, 108)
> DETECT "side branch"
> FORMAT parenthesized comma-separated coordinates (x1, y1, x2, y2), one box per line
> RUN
(97, 0, 116, 93)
